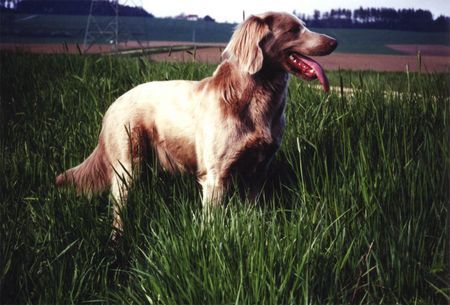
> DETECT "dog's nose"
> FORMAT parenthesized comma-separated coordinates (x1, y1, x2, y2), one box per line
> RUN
(329, 38, 338, 52)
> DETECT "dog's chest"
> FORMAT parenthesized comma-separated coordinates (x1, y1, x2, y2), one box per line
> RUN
(235, 93, 286, 174)
(232, 134, 279, 176)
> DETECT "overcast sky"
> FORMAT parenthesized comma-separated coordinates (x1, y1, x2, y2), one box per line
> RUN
(139, 0, 450, 23)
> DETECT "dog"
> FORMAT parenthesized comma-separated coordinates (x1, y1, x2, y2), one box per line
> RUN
(56, 12, 337, 233)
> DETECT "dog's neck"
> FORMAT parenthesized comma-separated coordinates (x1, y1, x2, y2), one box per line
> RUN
(255, 62, 290, 95)
(210, 59, 289, 124)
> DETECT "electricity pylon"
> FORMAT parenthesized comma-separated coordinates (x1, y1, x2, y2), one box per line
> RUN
(83, 0, 118, 52)
(83, 0, 144, 53)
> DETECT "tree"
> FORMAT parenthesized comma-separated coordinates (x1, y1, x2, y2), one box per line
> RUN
(313, 10, 320, 21)
(203, 15, 215, 22)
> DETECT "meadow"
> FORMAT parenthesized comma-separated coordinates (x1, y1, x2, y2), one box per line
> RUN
(0, 52, 449, 304)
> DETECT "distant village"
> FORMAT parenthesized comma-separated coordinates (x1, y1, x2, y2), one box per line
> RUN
(174, 13, 215, 22)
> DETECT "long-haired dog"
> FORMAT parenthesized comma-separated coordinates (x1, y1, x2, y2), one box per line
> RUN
(56, 12, 337, 233)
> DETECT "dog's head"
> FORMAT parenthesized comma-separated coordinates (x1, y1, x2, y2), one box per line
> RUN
(223, 12, 337, 92)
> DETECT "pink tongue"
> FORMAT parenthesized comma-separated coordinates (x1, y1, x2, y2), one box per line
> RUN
(298, 55, 330, 92)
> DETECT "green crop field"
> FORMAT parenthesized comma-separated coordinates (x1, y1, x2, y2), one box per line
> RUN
(0, 52, 449, 304)
(317, 28, 450, 54)
(1, 13, 450, 54)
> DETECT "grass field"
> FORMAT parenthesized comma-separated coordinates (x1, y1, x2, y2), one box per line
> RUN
(0, 52, 449, 304)
(1, 13, 450, 54)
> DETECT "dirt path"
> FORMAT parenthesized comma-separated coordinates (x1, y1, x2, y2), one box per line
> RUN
(387, 44, 450, 56)
(0, 41, 222, 54)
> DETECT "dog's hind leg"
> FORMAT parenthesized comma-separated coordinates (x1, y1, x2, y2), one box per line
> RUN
(108, 123, 147, 239)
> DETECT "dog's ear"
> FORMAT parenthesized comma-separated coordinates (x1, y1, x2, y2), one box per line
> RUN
(223, 15, 271, 74)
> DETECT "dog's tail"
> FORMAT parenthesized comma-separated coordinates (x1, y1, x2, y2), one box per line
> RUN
(56, 141, 111, 195)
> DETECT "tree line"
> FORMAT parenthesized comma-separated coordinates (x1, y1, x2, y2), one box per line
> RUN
(295, 7, 449, 32)
(1, 0, 152, 17)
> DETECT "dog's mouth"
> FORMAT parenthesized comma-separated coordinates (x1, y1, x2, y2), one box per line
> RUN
(287, 53, 330, 92)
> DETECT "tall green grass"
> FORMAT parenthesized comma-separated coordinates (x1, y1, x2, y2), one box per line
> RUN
(0, 52, 448, 304)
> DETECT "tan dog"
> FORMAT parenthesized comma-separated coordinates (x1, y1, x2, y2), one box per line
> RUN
(56, 12, 337, 233)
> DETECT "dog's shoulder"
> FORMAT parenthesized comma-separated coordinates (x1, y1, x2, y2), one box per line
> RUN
(207, 61, 254, 116)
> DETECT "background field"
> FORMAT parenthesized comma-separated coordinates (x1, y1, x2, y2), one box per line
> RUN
(2, 13, 449, 74)
(1, 13, 450, 54)
(0, 52, 448, 304)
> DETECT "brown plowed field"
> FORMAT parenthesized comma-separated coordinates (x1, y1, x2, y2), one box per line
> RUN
(1, 42, 449, 73)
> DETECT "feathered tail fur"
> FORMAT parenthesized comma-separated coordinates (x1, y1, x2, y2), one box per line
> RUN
(56, 141, 111, 195)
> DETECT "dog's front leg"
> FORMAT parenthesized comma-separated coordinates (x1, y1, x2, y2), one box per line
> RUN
(247, 154, 274, 202)
(199, 172, 228, 216)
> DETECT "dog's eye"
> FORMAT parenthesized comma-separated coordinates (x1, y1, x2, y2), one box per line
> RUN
(290, 27, 301, 34)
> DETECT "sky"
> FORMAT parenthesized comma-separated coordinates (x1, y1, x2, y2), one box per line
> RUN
(138, 0, 450, 23)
